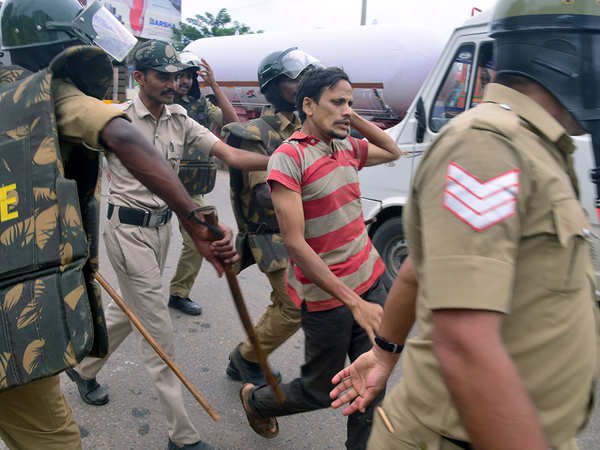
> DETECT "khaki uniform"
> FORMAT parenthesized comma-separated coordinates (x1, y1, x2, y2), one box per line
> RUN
(76, 95, 218, 445)
(0, 56, 127, 449)
(369, 83, 599, 449)
(169, 94, 222, 299)
(224, 108, 301, 362)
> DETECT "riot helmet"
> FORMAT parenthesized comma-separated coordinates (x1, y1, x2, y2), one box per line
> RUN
(490, 0, 600, 133)
(1, 0, 137, 67)
(258, 47, 320, 112)
(491, 0, 600, 217)
(179, 51, 201, 67)
(178, 50, 202, 98)
(258, 47, 320, 92)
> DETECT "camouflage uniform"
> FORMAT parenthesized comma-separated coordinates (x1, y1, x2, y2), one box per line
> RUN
(0, 46, 127, 449)
(169, 94, 221, 300)
(224, 107, 301, 362)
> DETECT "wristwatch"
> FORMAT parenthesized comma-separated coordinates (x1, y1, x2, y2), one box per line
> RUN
(374, 335, 404, 354)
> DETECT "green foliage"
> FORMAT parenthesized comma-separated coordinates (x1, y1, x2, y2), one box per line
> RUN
(172, 8, 263, 51)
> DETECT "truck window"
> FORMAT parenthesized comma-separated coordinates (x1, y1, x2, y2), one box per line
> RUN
(430, 43, 475, 133)
(470, 41, 495, 107)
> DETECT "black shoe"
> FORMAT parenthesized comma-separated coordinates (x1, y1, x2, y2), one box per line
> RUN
(65, 368, 109, 406)
(226, 346, 282, 386)
(166, 438, 215, 450)
(168, 295, 202, 316)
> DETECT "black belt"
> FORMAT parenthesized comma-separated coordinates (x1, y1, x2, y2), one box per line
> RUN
(443, 436, 472, 450)
(107, 204, 172, 227)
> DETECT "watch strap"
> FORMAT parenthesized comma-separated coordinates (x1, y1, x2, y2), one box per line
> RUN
(374, 335, 404, 354)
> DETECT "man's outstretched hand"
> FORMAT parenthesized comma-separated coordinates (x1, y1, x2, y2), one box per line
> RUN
(330, 348, 396, 416)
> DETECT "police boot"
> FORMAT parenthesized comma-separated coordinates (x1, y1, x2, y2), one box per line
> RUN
(65, 368, 109, 406)
(226, 345, 282, 386)
(168, 295, 202, 316)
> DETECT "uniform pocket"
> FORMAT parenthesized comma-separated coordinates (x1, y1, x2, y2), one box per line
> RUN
(542, 198, 590, 293)
(167, 142, 182, 172)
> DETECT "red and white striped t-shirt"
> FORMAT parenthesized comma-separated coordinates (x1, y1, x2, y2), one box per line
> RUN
(267, 131, 384, 312)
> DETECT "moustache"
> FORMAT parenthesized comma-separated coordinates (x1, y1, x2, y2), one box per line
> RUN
(161, 89, 176, 96)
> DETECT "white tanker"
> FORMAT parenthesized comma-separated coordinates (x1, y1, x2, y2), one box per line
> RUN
(184, 24, 448, 126)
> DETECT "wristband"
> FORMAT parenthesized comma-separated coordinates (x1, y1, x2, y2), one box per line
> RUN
(374, 335, 403, 354)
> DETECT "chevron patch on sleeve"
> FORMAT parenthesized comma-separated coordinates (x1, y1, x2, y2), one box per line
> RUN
(443, 162, 520, 231)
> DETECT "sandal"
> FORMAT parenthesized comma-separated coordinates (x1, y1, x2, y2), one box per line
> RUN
(239, 383, 279, 439)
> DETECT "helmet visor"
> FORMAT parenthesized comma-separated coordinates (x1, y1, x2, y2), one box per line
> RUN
(179, 51, 201, 66)
(90, 6, 137, 62)
(280, 49, 321, 80)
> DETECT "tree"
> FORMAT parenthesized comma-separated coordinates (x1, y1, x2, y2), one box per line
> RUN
(172, 8, 262, 51)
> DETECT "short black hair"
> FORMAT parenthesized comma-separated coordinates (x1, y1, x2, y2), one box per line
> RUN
(296, 67, 350, 122)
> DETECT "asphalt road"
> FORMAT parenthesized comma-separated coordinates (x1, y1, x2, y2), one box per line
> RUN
(2, 170, 598, 450)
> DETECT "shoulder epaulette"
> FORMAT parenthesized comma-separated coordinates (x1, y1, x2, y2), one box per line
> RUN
(117, 100, 133, 112)
(223, 120, 264, 142)
(168, 103, 188, 116)
(454, 102, 520, 139)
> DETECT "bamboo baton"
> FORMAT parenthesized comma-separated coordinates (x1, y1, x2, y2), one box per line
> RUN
(94, 272, 219, 421)
(195, 206, 285, 403)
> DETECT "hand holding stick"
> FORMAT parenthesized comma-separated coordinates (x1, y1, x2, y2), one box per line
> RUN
(196, 206, 285, 403)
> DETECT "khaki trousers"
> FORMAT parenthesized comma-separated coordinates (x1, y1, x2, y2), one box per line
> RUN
(77, 217, 200, 445)
(0, 375, 82, 450)
(368, 383, 579, 450)
(239, 268, 301, 362)
(169, 195, 204, 299)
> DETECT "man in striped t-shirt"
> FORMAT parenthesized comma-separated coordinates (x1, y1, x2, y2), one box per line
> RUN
(239, 67, 401, 449)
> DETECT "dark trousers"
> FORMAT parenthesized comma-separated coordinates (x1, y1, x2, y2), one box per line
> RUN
(250, 278, 387, 450)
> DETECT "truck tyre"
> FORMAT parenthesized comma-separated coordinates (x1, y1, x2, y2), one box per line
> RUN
(372, 217, 408, 290)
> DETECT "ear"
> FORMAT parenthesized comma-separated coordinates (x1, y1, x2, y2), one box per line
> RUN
(302, 97, 314, 118)
(133, 70, 145, 85)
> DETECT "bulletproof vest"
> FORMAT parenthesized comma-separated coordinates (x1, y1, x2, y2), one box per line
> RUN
(0, 46, 111, 390)
(225, 112, 291, 273)
(180, 95, 209, 127)
(177, 95, 217, 196)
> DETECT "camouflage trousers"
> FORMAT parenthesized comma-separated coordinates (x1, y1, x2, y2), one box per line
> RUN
(0, 375, 81, 450)
(368, 382, 579, 450)
(169, 195, 204, 299)
(239, 268, 301, 362)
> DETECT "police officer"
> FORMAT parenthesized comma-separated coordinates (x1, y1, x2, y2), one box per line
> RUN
(223, 48, 320, 385)
(0, 1, 236, 449)
(68, 39, 268, 450)
(330, 1, 600, 449)
(168, 52, 239, 316)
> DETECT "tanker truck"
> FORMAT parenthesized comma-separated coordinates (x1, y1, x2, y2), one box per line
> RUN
(183, 23, 448, 128)
(185, 11, 600, 291)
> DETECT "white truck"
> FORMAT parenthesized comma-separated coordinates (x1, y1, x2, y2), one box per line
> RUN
(360, 9, 600, 289)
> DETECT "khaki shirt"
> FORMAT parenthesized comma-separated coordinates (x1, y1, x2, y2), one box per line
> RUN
(106, 94, 219, 210)
(396, 83, 598, 445)
(53, 78, 128, 155)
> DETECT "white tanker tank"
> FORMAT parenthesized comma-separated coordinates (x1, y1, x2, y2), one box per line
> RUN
(184, 23, 448, 126)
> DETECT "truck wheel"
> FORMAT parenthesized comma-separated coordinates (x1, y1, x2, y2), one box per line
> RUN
(372, 217, 408, 290)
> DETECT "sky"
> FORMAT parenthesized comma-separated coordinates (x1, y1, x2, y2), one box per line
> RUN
(181, 0, 498, 36)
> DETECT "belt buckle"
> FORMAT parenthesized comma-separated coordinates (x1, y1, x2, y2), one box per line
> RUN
(146, 209, 171, 227)
(146, 211, 160, 227)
